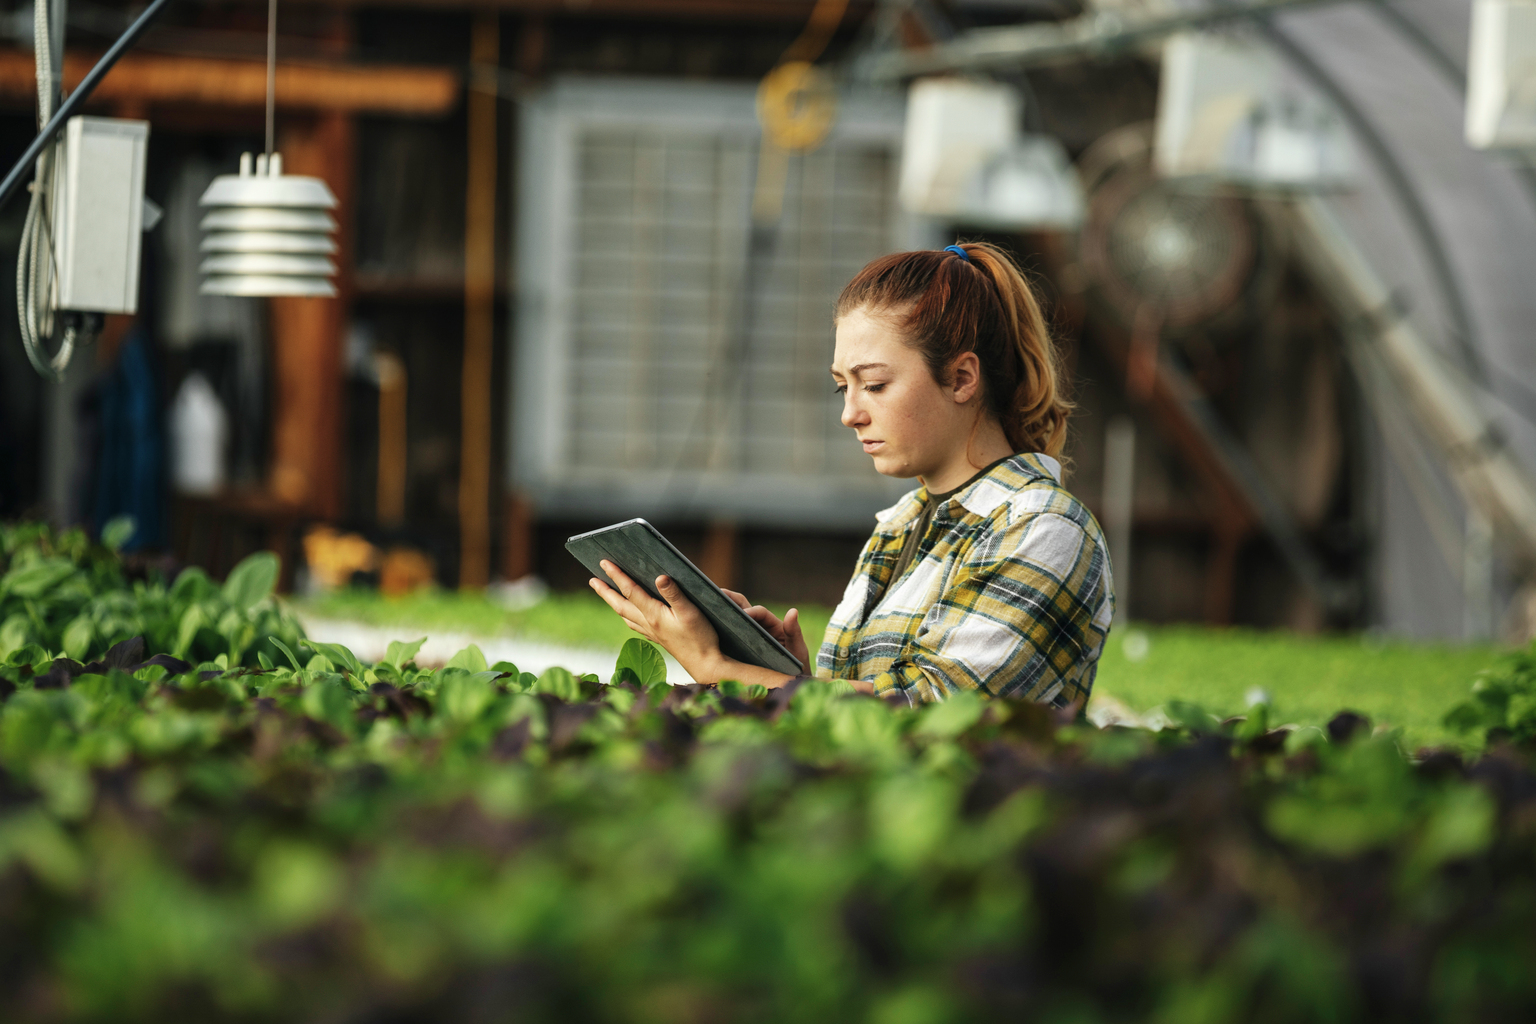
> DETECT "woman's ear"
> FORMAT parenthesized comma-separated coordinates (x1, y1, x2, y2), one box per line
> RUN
(949, 351, 983, 404)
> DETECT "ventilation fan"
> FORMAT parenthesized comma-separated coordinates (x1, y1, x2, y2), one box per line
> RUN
(1077, 123, 1271, 332)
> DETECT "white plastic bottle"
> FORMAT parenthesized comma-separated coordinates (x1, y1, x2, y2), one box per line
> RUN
(170, 372, 229, 495)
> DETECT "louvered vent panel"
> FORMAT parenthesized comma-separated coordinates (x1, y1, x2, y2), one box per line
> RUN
(567, 129, 897, 482)
(514, 79, 917, 526)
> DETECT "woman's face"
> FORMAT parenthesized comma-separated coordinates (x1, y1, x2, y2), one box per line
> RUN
(831, 306, 981, 483)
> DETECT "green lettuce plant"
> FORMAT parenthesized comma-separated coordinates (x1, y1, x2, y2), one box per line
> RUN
(0, 521, 303, 670)
(0, 624, 1531, 1023)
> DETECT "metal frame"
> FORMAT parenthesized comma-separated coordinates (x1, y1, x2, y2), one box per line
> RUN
(859, 0, 1337, 79)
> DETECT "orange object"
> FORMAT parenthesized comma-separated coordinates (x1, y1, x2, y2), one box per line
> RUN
(381, 547, 436, 597)
(302, 525, 377, 590)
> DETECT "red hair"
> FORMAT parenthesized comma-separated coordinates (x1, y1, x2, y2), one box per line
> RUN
(834, 242, 1069, 457)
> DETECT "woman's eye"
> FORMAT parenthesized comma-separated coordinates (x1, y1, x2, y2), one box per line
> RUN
(864, 384, 887, 393)
(833, 384, 847, 395)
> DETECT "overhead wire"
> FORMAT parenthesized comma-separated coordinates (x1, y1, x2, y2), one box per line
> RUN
(265, 0, 276, 156)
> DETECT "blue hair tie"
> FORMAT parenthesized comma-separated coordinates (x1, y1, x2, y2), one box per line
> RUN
(945, 244, 970, 263)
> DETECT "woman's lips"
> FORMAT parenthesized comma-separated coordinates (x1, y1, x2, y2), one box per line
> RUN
(861, 439, 884, 453)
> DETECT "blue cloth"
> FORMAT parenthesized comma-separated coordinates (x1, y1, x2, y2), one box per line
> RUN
(92, 330, 165, 551)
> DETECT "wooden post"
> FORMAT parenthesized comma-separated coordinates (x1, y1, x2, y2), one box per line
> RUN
(700, 520, 739, 591)
(459, 13, 499, 589)
(502, 491, 535, 580)
(494, 14, 549, 585)
(269, 112, 354, 518)
(375, 352, 408, 527)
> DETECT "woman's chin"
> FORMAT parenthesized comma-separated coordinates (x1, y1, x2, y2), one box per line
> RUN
(868, 453, 915, 479)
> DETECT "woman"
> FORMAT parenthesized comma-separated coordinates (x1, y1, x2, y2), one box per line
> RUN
(591, 242, 1115, 707)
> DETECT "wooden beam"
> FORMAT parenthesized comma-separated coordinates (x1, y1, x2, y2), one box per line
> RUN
(0, 48, 457, 115)
(287, 0, 874, 25)
(268, 112, 355, 518)
(459, 13, 498, 590)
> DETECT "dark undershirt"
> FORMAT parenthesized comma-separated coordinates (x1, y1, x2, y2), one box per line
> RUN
(881, 455, 1016, 600)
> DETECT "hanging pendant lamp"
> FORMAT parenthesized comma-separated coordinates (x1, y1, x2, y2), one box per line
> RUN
(197, 0, 338, 297)
(199, 152, 338, 296)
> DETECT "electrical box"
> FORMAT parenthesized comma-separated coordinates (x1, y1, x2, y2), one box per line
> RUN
(51, 116, 149, 314)
(1155, 33, 1351, 190)
(1467, 0, 1536, 148)
(898, 78, 1083, 229)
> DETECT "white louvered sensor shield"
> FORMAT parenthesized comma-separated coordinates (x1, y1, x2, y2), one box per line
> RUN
(198, 152, 339, 297)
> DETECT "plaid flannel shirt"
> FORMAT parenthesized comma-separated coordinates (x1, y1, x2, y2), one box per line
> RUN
(816, 453, 1115, 706)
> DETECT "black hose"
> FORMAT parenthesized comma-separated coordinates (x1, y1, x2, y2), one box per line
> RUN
(0, 0, 175, 212)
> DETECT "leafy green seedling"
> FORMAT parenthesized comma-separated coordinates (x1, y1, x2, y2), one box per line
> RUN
(446, 644, 488, 673)
(302, 640, 362, 677)
(385, 637, 428, 670)
(301, 678, 355, 732)
(174, 604, 203, 659)
(222, 551, 280, 611)
(536, 666, 581, 702)
(612, 638, 667, 687)
(2, 557, 74, 599)
(100, 515, 136, 553)
(1165, 700, 1221, 735)
(270, 637, 303, 671)
(439, 672, 497, 723)
(914, 691, 985, 740)
(61, 616, 92, 661)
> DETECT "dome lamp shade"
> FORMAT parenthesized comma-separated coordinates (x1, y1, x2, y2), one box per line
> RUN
(198, 151, 339, 297)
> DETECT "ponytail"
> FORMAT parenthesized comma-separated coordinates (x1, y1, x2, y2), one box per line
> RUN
(834, 242, 1070, 457)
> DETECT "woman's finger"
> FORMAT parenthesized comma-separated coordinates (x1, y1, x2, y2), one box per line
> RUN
(602, 561, 667, 618)
(783, 607, 810, 670)
(784, 607, 802, 639)
(591, 577, 645, 624)
(746, 605, 784, 631)
(599, 561, 638, 599)
(721, 588, 751, 611)
(656, 575, 703, 624)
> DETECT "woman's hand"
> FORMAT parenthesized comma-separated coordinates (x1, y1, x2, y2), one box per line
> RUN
(589, 564, 799, 690)
(720, 589, 810, 672)
(590, 561, 727, 679)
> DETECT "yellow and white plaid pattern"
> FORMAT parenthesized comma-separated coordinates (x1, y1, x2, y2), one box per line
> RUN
(817, 453, 1115, 706)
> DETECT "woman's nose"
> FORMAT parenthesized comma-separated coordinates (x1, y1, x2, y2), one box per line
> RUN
(841, 394, 869, 429)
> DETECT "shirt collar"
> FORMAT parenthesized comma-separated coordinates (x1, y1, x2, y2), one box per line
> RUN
(872, 489, 925, 534)
(949, 453, 1061, 518)
(870, 452, 1062, 532)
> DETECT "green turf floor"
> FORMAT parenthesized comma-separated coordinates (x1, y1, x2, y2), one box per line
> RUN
(1093, 625, 1501, 750)
(296, 588, 837, 659)
(295, 588, 1503, 749)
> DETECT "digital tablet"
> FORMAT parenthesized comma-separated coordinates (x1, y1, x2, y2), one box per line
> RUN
(566, 519, 805, 676)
